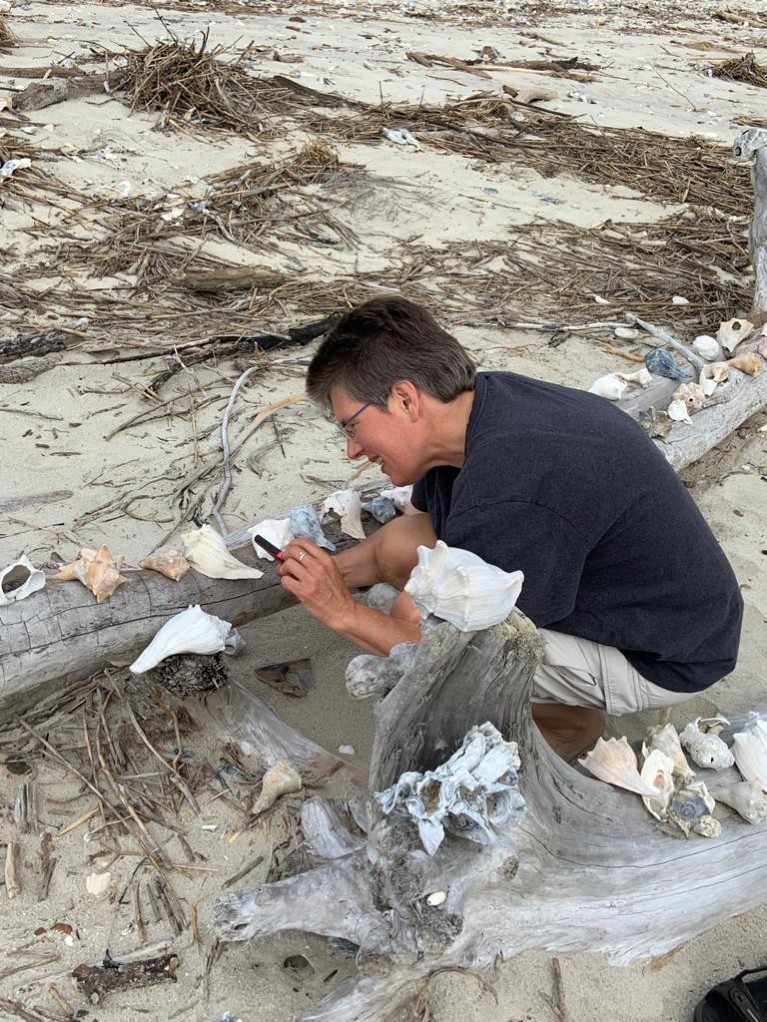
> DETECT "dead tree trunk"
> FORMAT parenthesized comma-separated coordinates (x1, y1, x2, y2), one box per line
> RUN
(733, 127, 767, 324)
(214, 611, 767, 1022)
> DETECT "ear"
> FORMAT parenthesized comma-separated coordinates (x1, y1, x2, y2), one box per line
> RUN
(390, 380, 421, 420)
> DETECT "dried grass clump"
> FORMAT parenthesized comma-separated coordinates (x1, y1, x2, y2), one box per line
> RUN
(712, 52, 767, 89)
(0, 15, 15, 48)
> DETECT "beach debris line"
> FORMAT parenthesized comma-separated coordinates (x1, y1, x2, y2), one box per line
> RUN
(711, 52, 767, 89)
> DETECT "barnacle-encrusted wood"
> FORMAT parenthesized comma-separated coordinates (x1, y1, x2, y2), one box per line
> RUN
(213, 610, 767, 1022)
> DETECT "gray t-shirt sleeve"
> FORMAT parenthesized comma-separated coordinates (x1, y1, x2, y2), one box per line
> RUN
(444, 501, 591, 626)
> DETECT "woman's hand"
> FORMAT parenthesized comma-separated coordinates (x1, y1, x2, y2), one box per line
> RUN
(277, 539, 358, 631)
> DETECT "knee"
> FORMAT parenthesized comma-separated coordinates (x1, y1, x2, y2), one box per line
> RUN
(375, 513, 437, 589)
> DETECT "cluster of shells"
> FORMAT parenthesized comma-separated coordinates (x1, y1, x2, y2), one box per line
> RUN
(579, 717, 767, 837)
(589, 318, 767, 425)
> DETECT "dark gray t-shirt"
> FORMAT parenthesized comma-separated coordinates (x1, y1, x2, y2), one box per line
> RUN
(411, 371, 743, 693)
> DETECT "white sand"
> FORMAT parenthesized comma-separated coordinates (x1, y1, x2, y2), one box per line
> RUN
(1, 0, 766, 1018)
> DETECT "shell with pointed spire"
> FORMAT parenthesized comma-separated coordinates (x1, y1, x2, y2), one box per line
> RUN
(252, 760, 302, 816)
(404, 541, 524, 631)
(56, 546, 126, 603)
(130, 604, 232, 674)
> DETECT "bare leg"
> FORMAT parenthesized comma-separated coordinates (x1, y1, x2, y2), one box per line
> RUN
(374, 513, 437, 589)
(532, 703, 605, 762)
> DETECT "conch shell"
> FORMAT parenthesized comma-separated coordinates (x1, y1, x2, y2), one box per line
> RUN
(667, 399, 692, 424)
(322, 489, 365, 540)
(699, 361, 729, 397)
(0, 556, 45, 606)
(181, 525, 263, 580)
(732, 720, 767, 791)
(712, 780, 767, 824)
(139, 550, 189, 581)
(672, 381, 705, 412)
(640, 748, 675, 820)
(56, 546, 126, 602)
(679, 719, 735, 770)
(404, 540, 524, 631)
(578, 736, 659, 797)
(129, 604, 232, 674)
(252, 759, 302, 816)
(588, 373, 628, 401)
(248, 518, 292, 561)
(726, 351, 762, 375)
(717, 317, 753, 354)
(644, 722, 695, 784)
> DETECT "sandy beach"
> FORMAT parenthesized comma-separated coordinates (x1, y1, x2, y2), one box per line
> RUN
(1, 0, 766, 1018)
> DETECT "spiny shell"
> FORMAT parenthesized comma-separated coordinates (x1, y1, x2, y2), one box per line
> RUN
(588, 373, 628, 401)
(578, 736, 659, 797)
(640, 748, 675, 820)
(667, 399, 692, 424)
(248, 518, 292, 561)
(0, 555, 45, 606)
(679, 720, 735, 770)
(56, 546, 126, 603)
(712, 780, 767, 823)
(644, 723, 695, 783)
(252, 759, 302, 816)
(726, 351, 762, 375)
(322, 489, 365, 540)
(644, 348, 693, 380)
(139, 550, 189, 581)
(404, 540, 524, 631)
(181, 524, 263, 580)
(717, 317, 754, 354)
(130, 604, 232, 674)
(290, 505, 336, 552)
(672, 382, 706, 411)
(692, 335, 721, 361)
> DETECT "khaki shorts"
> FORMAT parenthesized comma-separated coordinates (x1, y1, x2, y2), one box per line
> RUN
(533, 629, 696, 716)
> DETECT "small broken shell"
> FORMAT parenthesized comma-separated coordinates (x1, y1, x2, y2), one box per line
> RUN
(692, 335, 721, 361)
(588, 373, 628, 400)
(130, 604, 232, 674)
(712, 780, 767, 824)
(404, 540, 524, 631)
(644, 722, 695, 784)
(379, 485, 414, 510)
(645, 348, 692, 380)
(181, 524, 263, 580)
(322, 489, 365, 540)
(679, 720, 735, 770)
(0, 555, 45, 606)
(672, 382, 706, 412)
(361, 496, 398, 524)
(732, 720, 767, 790)
(248, 518, 293, 561)
(699, 361, 729, 397)
(56, 546, 126, 603)
(616, 367, 652, 389)
(667, 780, 720, 838)
(578, 737, 659, 797)
(726, 351, 762, 375)
(640, 748, 675, 820)
(717, 317, 754, 354)
(667, 399, 692, 424)
(426, 890, 447, 907)
(252, 759, 302, 816)
(139, 550, 189, 581)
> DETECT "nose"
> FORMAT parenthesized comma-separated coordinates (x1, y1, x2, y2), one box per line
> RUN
(346, 436, 364, 459)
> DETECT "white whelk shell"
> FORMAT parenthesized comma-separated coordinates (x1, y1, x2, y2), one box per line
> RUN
(667, 399, 692, 424)
(252, 759, 302, 816)
(129, 604, 232, 674)
(588, 373, 628, 400)
(699, 361, 730, 397)
(679, 719, 735, 770)
(717, 317, 754, 354)
(616, 367, 652, 389)
(732, 720, 767, 791)
(692, 335, 721, 361)
(644, 722, 695, 784)
(322, 489, 365, 540)
(379, 485, 413, 510)
(640, 748, 675, 820)
(672, 381, 706, 412)
(578, 737, 660, 797)
(248, 518, 292, 561)
(0, 555, 45, 605)
(712, 780, 767, 823)
(404, 541, 524, 631)
(181, 524, 263, 580)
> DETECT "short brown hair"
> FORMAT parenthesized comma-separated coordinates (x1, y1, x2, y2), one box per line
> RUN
(306, 297, 476, 410)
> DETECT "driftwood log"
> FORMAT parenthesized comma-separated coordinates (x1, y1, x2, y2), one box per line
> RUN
(734, 127, 767, 325)
(213, 610, 767, 1022)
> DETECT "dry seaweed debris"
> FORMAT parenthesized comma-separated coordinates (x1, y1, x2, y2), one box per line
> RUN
(0, 15, 15, 49)
(712, 52, 767, 88)
(111, 34, 320, 138)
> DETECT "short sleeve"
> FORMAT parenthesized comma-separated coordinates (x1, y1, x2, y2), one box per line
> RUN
(410, 477, 428, 512)
(443, 501, 591, 627)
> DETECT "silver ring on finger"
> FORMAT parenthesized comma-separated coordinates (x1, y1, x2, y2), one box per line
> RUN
(298, 551, 306, 563)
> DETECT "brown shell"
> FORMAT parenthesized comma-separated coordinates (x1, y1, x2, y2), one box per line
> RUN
(56, 545, 126, 603)
(139, 550, 190, 582)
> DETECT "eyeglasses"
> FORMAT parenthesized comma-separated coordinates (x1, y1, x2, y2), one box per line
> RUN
(333, 401, 373, 440)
